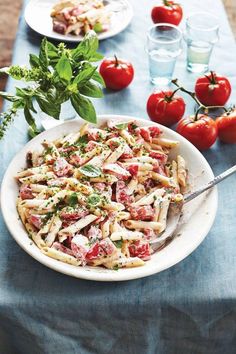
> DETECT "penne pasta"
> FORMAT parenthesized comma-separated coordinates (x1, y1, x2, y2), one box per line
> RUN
(125, 220, 163, 231)
(177, 155, 187, 187)
(16, 121, 188, 270)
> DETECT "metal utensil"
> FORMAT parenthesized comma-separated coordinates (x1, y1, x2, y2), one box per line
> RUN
(150, 164, 236, 251)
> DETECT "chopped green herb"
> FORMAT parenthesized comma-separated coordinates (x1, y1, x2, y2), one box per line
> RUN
(113, 265, 119, 271)
(76, 134, 88, 146)
(87, 193, 101, 206)
(114, 240, 123, 249)
(68, 192, 78, 207)
(115, 122, 129, 130)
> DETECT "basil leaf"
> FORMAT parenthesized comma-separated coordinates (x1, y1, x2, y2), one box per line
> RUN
(89, 52, 104, 62)
(79, 81, 103, 98)
(24, 106, 38, 135)
(68, 193, 78, 207)
(73, 65, 97, 85)
(29, 54, 40, 69)
(91, 71, 105, 87)
(113, 240, 123, 249)
(79, 30, 99, 58)
(87, 194, 101, 206)
(71, 93, 97, 123)
(115, 122, 129, 130)
(36, 96, 61, 119)
(39, 38, 49, 69)
(79, 164, 102, 177)
(56, 55, 72, 83)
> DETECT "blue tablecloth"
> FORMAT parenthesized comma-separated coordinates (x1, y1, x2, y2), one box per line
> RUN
(0, 1, 236, 353)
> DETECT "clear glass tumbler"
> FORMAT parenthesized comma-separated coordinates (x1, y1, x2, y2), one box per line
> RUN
(147, 23, 182, 87)
(185, 12, 219, 73)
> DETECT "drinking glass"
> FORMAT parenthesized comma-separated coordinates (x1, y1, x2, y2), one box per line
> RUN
(147, 23, 182, 87)
(185, 12, 219, 73)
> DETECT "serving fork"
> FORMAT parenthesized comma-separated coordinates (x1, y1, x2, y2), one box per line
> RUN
(150, 164, 236, 251)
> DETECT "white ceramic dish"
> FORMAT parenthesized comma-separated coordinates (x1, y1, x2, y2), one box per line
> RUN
(1, 115, 218, 281)
(24, 0, 133, 42)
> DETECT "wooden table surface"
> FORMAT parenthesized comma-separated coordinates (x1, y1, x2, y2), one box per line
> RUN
(0, 0, 235, 107)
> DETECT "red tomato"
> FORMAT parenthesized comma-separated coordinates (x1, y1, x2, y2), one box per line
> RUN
(129, 240, 151, 260)
(147, 90, 186, 127)
(176, 114, 218, 150)
(216, 110, 236, 144)
(129, 205, 154, 221)
(195, 71, 231, 106)
(151, 0, 183, 26)
(19, 184, 34, 200)
(99, 56, 134, 90)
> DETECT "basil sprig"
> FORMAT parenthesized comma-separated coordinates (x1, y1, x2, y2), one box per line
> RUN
(0, 31, 104, 140)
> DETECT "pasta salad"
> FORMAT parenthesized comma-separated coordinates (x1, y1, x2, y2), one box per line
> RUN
(51, 0, 111, 36)
(16, 120, 187, 269)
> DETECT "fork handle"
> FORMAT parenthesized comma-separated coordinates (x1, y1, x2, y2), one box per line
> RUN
(184, 164, 236, 203)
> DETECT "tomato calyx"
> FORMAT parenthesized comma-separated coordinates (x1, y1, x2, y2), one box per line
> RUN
(163, 0, 172, 6)
(164, 88, 179, 102)
(171, 78, 228, 121)
(205, 71, 218, 85)
(114, 54, 119, 68)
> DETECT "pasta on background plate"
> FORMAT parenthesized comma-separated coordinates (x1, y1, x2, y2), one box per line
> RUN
(16, 119, 187, 270)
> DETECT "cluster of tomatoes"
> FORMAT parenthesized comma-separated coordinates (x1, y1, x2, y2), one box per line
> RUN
(147, 72, 235, 150)
(98, 1, 236, 151)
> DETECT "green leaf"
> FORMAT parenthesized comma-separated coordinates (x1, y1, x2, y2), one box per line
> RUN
(89, 52, 104, 62)
(77, 30, 99, 59)
(36, 95, 61, 119)
(24, 106, 38, 133)
(13, 99, 25, 110)
(87, 193, 101, 206)
(79, 81, 103, 98)
(73, 65, 97, 86)
(68, 193, 78, 207)
(56, 55, 72, 83)
(91, 71, 105, 87)
(115, 122, 129, 130)
(29, 54, 40, 69)
(39, 37, 49, 69)
(79, 164, 102, 177)
(113, 240, 123, 249)
(71, 93, 97, 123)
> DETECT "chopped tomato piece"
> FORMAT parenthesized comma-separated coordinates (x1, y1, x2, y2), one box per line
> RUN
(116, 181, 134, 205)
(120, 145, 133, 159)
(29, 214, 44, 229)
(20, 184, 34, 200)
(52, 242, 74, 256)
(53, 157, 72, 177)
(71, 234, 90, 265)
(149, 151, 168, 164)
(126, 164, 138, 176)
(129, 240, 151, 260)
(129, 205, 154, 221)
(60, 206, 89, 221)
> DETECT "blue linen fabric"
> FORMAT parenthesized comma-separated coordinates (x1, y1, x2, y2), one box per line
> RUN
(0, 0, 236, 353)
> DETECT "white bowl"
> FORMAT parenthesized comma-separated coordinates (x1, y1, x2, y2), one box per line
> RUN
(0, 115, 217, 281)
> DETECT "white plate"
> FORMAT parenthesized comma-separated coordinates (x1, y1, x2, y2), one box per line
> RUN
(24, 0, 133, 42)
(1, 115, 218, 281)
